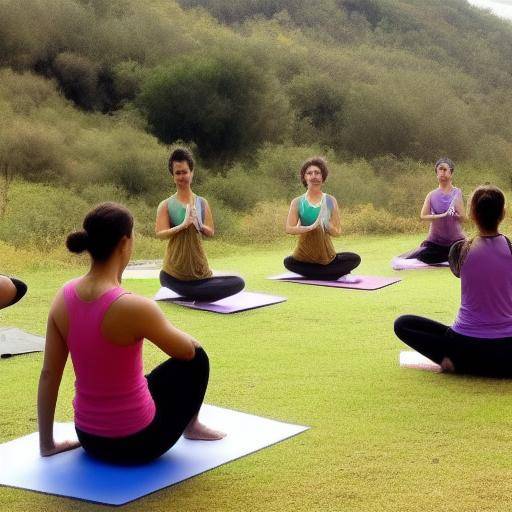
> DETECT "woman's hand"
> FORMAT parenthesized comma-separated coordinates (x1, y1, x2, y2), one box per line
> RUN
(40, 439, 81, 457)
(189, 206, 203, 232)
(181, 204, 194, 229)
(297, 217, 319, 233)
(446, 205, 457, 217)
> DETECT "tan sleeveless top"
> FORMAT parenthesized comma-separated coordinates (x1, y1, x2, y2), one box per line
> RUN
(292, 225, 336, 265)
(162, 196, 213, 281)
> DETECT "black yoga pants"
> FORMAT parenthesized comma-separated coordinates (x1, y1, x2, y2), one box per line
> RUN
(283, 252, 361, 280)
(76, 347, 210, 465)
(402, 241, 454, 265)
(394, 314, 512, 377)
(160, 271, 245, 302)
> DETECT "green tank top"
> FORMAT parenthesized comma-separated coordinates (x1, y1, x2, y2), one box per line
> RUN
(298, 194, 333, 226)
(167, 195, 205, 226)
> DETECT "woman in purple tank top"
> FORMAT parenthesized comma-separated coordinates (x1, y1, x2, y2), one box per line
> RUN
(398, 158, 465, 264)
(395, 185, 512, 376)
(38, 203, 224, 464)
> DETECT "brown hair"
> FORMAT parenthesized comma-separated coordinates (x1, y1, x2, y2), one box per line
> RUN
(66, 202, 133, 261)
(300, 157, 329, 188)
(168, 147, 194, 175)
(469, 185, 505, 232)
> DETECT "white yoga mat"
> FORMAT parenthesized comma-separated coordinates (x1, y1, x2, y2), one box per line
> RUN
(399, 350, 442, 372)
(0, 405, 308, 505)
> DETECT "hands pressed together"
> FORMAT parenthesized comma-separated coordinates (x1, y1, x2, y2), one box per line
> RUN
(182, 204, 203, 233)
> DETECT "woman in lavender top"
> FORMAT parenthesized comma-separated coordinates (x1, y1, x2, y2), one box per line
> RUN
(399, 158, 465, 264)
(394, 185, 512, 376)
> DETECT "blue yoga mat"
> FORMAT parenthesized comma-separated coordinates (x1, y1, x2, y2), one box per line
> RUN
(0, 405, 308, 505)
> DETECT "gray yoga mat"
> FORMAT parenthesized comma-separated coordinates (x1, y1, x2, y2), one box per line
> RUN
(0, 327, 45, 358)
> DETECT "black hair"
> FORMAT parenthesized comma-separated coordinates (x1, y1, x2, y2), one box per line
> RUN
(168, 147, 194, 175)
(434, 157, 455, 173)
(469, 185, 505, 232)
(66, 202, 133, 261)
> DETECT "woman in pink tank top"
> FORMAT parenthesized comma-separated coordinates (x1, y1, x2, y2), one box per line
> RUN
(38, 202, 224, 465)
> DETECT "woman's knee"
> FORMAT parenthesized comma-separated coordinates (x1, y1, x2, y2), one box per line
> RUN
(394, 314, 415, 338)
(159, 270, 171, 288)
(222, 276, 245, 295)
(283, 256, 295, 270)
(10, 278, 27, 305)
(338, 252, 361, 265)
(0, 276, 16, 308)
(191, 346, 209, 373)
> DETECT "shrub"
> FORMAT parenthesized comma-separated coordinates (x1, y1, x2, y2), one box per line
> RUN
(238, 200, 290, 243)
(342, 204, 422, 235)
(137, 53, 291, 161)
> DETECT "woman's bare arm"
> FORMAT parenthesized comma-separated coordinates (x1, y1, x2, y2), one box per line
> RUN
(325, 196, 341, 237)
(285, 198, 318, 235)
(155, 200, 193, 240)
(198, 199, 214, 237)
(420, 192, 447, 221)
(102, 295, 197, 361)
(38, 291, 80, 456)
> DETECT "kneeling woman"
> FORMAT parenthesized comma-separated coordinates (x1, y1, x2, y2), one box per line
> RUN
(156, 148, 244, 302)
(38, 203, 224, 464)
(284, 157, 360, 280)
(399, 158, 465, 264)
(395, 185, 512, 376)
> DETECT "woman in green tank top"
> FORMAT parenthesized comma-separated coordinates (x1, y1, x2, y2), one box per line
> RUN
(155, 148, 244, 302)
(284, 157, 361, 280)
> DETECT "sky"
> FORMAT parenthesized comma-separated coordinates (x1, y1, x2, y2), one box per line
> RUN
(467, 0, 512, 20)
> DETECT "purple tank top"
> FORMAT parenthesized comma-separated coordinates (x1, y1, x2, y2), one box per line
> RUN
(452, 235, 512, 338)
(426, 187, 464, 246)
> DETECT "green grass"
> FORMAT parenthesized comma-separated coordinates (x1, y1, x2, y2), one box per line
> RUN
(2, 234, 512, 511)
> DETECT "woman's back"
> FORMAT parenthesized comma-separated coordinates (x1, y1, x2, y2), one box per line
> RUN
(452, 235, 512, 338)
(63, 279, 155, 437)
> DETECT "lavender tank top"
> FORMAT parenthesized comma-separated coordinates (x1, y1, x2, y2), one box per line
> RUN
(452, 235, 512, 338)
(426, 187, 464, 246)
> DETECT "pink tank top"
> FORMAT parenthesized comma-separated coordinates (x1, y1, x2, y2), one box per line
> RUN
(63, 279, 156, 437)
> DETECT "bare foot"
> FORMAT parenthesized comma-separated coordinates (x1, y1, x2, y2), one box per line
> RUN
(183, 419, 226, 441)
(440, 357, 455, 373)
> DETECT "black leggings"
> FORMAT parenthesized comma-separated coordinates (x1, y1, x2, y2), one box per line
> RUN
(283, 253, 361, 280)
(402, 241, 455, 265)
(394, 315, 512, 377)
(160, 271, 245, 302)
(76, 347, 210, 465)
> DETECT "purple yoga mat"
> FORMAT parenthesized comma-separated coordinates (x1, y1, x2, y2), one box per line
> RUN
(154, 288, 286, 314)
(391, 257, 449, 270)
(268, 273, 401, 290)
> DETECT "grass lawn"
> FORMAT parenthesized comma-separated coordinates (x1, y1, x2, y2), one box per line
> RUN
(1, 234, 512, 511)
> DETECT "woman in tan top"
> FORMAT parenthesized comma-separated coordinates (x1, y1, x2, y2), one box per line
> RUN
(284, 157, 360, 281)
(155, 148, 244, 302)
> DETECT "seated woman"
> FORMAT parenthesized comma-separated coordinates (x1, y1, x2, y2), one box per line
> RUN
(395, 185, 512, 377)
(156, 148, 244, 302)
(38, 202, 224, 464)
(0, 275, 27, 310)
(284, 157, 360, 281)
(398, 158, 465, 265)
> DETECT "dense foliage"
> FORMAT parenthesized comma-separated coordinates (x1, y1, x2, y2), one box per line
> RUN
(1, 0, 512, 246)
